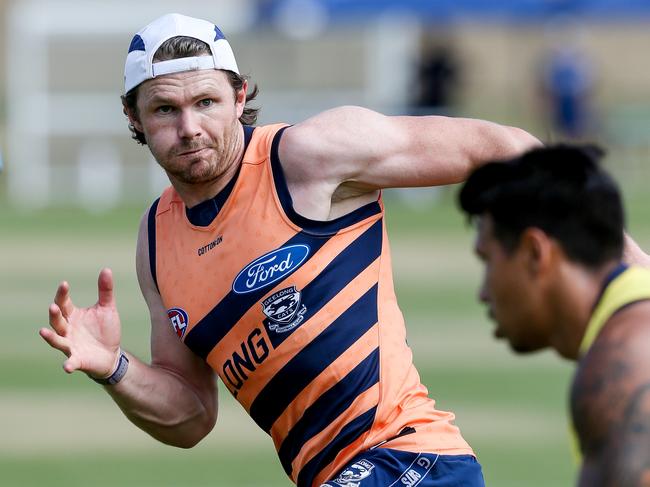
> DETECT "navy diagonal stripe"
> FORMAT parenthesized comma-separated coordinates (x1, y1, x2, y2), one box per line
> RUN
(184, 232, 331, 359)
(278, 348, 380, 476)
(296, 406, 378, 487)
(270, 127, 381, 235)
(266, 218, 382, 349)
(147, 198, 160, 292)
(250, 284, 378, 432)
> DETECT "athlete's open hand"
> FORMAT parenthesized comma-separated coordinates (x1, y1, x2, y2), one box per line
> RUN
(39, 268, 122, 378)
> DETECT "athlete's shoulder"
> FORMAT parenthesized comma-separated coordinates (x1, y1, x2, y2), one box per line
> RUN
(618, 265, 650, 286)
(585, 268, 650, 364)
(573, 299, 650, 481)
(150, 185, 180, 214)
(243, 123, 290, 164)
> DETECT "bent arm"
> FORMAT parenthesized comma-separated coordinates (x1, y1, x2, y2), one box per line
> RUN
(281, 105, 541, 193)
(575, 306, 650, 486)
(105, 210, 218, 448)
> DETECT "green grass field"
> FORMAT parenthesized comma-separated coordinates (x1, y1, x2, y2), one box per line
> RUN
(3, 185, 649, 487)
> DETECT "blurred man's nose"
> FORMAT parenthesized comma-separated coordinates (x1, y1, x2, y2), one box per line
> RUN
(478, 282, 489, 304)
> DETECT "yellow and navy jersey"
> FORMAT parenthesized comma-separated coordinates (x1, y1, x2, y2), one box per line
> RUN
(579, 265, 650, 355)
(148, 124, 473, 487)
(570, 264, 650, 459)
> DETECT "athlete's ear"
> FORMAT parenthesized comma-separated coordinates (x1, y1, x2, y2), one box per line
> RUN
(235, 79, 247, 119)
(519, 227, 553, 278)
(122, 100, 144, 133)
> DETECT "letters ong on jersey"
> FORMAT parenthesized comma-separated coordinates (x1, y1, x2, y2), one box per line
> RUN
(232, 244, 310, 294)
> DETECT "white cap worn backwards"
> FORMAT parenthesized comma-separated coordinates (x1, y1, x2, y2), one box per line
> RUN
(124, 13, 240, 93)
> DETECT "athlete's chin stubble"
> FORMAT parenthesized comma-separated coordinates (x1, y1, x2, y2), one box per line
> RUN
(161, 138, 227, 184)
(165, 151, 227, 185)
(157, 121, 242, 185)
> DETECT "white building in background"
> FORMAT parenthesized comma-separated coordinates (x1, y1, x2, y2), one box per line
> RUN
(4, 0, 420, 209)
(5, 0, 255, 208)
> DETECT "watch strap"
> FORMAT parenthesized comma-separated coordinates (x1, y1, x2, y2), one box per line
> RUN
(90, 349, 129, 386)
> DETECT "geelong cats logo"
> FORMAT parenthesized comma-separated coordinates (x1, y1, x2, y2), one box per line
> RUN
(328, 459, 375, 487)
(232, 244, 310, 294)
(262, 286, 307, 334)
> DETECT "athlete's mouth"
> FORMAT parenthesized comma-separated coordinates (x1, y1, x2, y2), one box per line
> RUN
(178, 148, 207, 156)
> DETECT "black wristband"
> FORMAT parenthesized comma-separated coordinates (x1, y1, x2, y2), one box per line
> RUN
(91, 350, 129, 386)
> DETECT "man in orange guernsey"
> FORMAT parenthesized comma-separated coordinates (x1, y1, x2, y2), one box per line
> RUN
(459, 145, 650, 486)
(40, 13, 541, 487)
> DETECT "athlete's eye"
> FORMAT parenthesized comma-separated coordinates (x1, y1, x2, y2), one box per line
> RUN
(156, 105, 173, 114)
(198, 99, 213, 108)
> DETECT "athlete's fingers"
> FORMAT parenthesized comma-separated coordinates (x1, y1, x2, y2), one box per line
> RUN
(48, 303, 69, 336)
(54, 281, 74, 319)
(39, 327, 70, 355)
(97, 268, 114, 307)
(63, 355, 82, 374)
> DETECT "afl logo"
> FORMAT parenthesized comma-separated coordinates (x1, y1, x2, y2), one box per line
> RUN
(167, 307, 189, 339)
(232, 244, 310, 294)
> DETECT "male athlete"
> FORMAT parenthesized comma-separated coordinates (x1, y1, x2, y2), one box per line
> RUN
(40, 13, 541, 487)
(459, 145, 650, 486)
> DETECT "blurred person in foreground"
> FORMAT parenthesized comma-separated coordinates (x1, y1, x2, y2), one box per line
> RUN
(459, 145, 650, 487)
(39, 13, 542, 487)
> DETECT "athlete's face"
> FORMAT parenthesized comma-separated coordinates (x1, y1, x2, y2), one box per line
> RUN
(132, 69, 246, 185)
(474, 215, 551, 353)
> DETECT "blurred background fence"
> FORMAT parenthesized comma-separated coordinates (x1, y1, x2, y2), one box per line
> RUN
(2, 0, 650, 208)
(2, 2, 650, 487)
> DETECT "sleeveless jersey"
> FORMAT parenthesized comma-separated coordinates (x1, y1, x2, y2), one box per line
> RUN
(570, 265, 650, 459)
(579, 265, 650, 355)
(149, 124, 473, 487)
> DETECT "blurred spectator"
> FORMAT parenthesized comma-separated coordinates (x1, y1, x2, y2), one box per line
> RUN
(397, 39, 463, 207)
(410, 41, 461, 116)
(538, 40, 597, 141)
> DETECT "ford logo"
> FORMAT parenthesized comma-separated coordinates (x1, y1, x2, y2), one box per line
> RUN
(232, 244, 310, 294)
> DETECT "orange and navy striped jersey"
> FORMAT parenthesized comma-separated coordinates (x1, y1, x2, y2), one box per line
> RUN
(148, 124, 473, 486)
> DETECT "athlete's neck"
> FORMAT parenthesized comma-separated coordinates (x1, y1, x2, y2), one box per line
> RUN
(550, 260, 622, 360)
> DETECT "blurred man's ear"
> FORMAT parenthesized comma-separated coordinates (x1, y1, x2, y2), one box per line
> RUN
(519, 227, 554, 278)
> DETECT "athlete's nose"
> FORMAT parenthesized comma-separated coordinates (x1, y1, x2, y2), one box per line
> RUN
(178, 109, 202, 139)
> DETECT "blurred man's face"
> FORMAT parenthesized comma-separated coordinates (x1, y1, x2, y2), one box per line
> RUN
(130, 68, 245, 186)
(474, 215, 551, 353)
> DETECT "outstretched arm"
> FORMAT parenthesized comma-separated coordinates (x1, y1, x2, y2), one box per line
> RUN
(281, 106, 541, 193)
(39, 210, 217, 448)
(573, 302, 650, 486)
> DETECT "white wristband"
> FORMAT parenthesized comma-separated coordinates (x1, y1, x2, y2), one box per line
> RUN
(90, 349, 129, 386)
